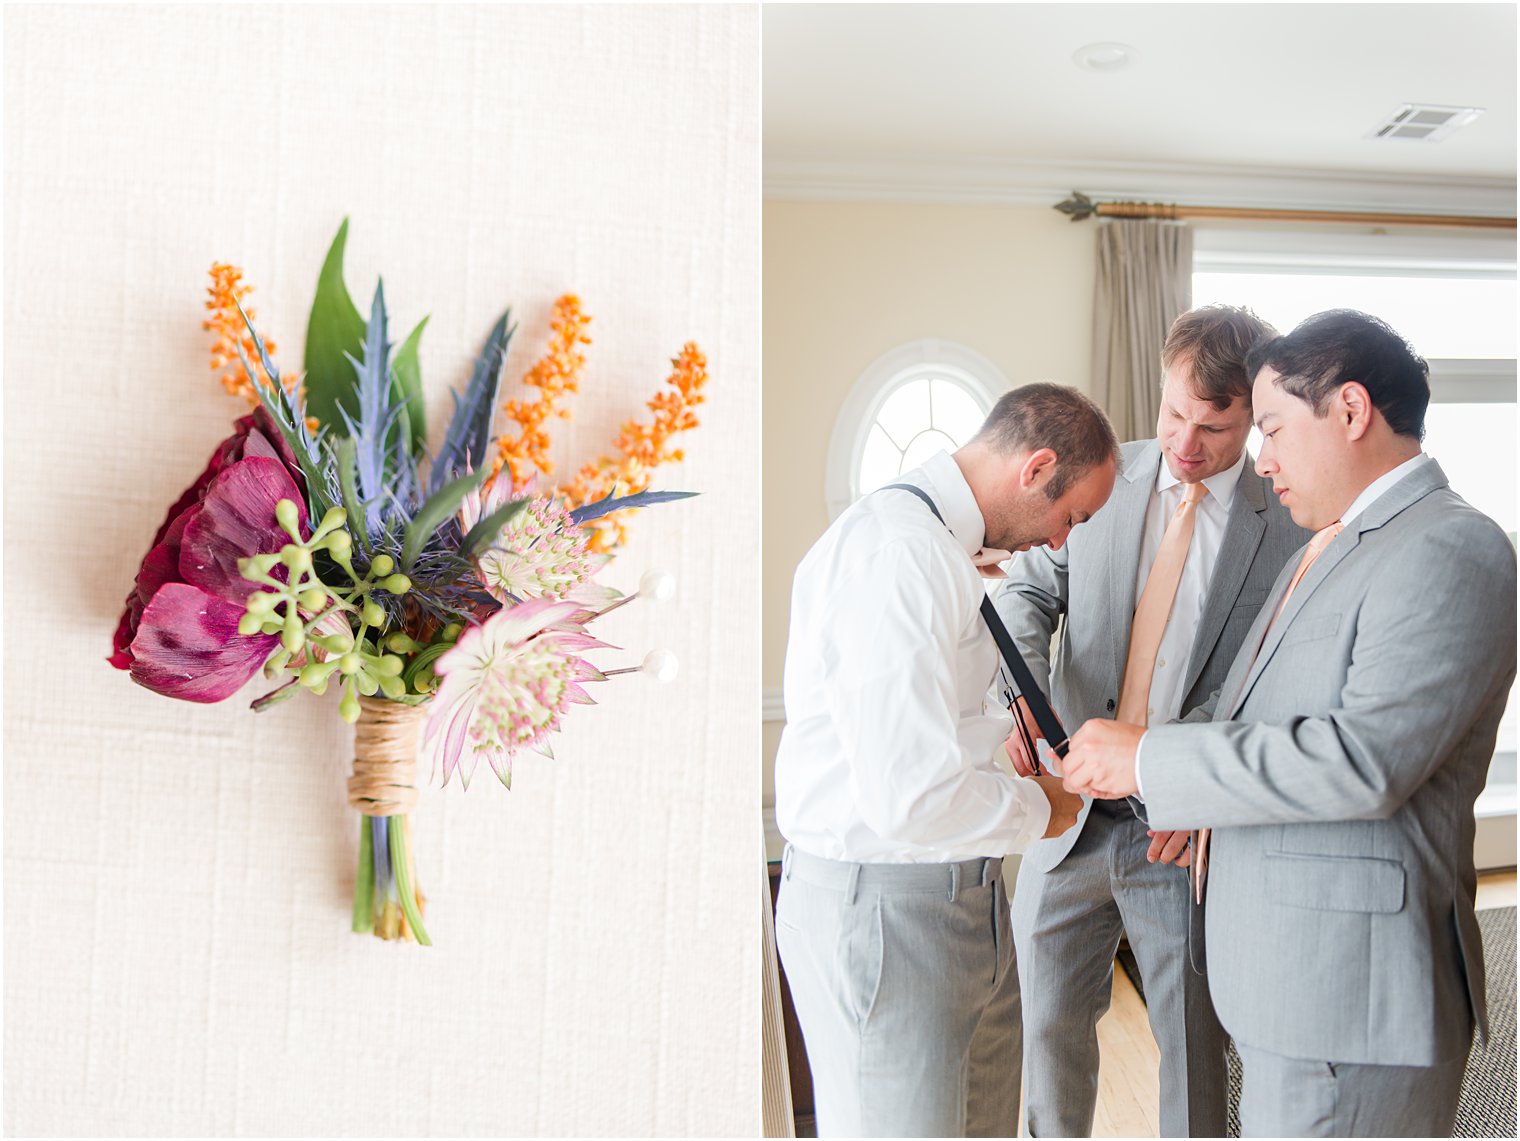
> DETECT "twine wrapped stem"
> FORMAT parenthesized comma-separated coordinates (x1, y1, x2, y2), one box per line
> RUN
(348, 696, 423, 816)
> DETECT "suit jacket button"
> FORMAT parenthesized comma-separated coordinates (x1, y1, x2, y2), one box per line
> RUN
(1106, 699, 1115, 712)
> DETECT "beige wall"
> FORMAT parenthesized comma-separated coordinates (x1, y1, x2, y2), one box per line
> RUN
(762, 199, 1096, 805)
(6, 6, 759, 1135)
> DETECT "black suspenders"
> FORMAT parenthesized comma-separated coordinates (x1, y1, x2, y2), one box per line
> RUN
(881, 483, 1070, 761)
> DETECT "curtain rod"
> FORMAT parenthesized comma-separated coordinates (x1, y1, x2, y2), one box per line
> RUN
(1054, 191, 1516, 231)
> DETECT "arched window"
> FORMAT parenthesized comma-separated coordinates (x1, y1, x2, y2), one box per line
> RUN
(825, 339, 1008, 519)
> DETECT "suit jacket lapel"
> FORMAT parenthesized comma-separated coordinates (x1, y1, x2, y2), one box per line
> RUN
(1182, 462, 1267, 700)
(1227, 459, 1450, 717)
(1212, 572, 1285, 721)
(1109, 444, 1160, 694)
(1235, 529, 1361, 708)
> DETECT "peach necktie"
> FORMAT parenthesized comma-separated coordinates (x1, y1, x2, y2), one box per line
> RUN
(1117, 480, 1208, 727)
(1192, 519, 1345, 904)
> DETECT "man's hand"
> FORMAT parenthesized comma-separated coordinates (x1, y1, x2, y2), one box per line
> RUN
(1003, 696, 1064, 778)
(1146, 829, 1193, 866)
(1062, 718, 1144, 799)
(1031, 774, 1082, 838)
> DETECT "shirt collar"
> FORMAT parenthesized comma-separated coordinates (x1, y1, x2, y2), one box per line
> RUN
(916, 450, 986, 556)
(1154, 447, 1247, 510)
(1341, 453, 1430, 527)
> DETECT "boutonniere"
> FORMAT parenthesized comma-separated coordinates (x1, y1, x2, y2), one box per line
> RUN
(110, 220, 709, 943)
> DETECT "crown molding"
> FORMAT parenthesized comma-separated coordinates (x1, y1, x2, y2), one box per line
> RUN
(764, 156, 1518, 219)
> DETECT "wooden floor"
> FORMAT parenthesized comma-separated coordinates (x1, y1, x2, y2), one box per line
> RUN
(1091, 869, 1517, 1137)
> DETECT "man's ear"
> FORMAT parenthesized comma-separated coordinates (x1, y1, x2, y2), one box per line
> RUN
(1019, 447, 1059, 491)
(1337, 382, 1374, 442)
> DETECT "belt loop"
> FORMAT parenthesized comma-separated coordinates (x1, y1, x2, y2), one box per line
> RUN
(949, 863, 961, 902)
(781, 845, 793, 880)
(844, 864, 861, 905)
(982, 858, 995, 888)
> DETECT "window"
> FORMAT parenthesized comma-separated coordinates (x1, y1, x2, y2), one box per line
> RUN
(1191, 271, 1515, 359)
(1193, 230, 1517, 543)
(858, 376, 987, 495)
(1192, 265, 1515, 521)
(825, 339, 1008, 519)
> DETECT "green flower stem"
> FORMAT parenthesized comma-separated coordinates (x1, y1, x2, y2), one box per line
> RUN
(388, 816, 431, 946)
(352, 816, 375, 934)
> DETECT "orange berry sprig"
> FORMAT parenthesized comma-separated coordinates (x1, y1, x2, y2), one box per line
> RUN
(491, 294, 592, 489)
(560, 342, 708, 553)
(204, 263, 300, 405)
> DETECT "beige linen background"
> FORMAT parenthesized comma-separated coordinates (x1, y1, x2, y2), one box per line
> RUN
(4, 4, 759, 1136)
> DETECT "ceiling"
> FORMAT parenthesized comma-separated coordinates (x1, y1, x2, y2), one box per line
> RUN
(764, 4, 1517, 211)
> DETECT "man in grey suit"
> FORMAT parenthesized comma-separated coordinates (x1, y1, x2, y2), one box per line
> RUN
(1063, 308, 1517, 1137)
(995, 305, 1307, 1136)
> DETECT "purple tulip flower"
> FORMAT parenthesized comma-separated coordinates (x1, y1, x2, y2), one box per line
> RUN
(110, 410, 309, 702)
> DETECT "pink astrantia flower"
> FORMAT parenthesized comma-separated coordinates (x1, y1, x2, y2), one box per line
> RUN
(460, 475, 617, 605)
(422, 597, 611, 789)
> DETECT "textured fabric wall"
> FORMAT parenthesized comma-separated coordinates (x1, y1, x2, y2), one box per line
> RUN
(4, 5, 760, 1136)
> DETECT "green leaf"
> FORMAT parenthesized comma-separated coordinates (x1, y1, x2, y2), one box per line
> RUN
(234, 301, 335, 518)
(334, 437, 370, 554)
(400, 466, 486, 570)
(303, 218, 367, 435)
(429, 310, 514, 491)
(391, 316, 428, 458)
(460, 495, 530, 559)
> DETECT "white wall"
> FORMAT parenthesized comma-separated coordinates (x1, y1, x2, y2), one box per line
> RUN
(4, 6, 759, 1135)
(761, 199, 1096, 807)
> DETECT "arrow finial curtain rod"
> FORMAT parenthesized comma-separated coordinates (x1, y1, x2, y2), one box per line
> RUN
(1054, 190, 1516, 230)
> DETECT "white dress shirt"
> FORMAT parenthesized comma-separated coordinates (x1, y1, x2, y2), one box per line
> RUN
(1134, 451, 1431, 798)
(774, 450, 1052, 863)
(1132, 449, 1247, 725)
(1341, 453, 1429, 528)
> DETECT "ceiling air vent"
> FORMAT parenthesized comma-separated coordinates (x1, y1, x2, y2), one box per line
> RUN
(1368, 104, 1484, 142)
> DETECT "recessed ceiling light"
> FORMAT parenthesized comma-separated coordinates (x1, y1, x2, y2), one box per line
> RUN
(1072, 42, 1137, 73)
(1367, 103, 1484, 142)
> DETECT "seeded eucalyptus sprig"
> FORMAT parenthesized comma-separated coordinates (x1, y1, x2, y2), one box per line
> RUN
(236, 499, 441, 723)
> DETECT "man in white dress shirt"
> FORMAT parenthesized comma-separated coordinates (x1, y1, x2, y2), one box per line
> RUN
(774, 382, 1120, 1137)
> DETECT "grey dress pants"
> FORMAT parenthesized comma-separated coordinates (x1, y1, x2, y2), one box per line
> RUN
(775, 846, 1021, 1138)
(1011, 798, 1228, 1137)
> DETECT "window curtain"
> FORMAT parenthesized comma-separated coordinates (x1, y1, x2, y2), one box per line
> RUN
(1091, 219, 1194, 441)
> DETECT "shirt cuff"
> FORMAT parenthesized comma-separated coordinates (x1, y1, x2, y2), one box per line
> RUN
(1012, 774, 1052, 852)
(1134, 729, 1151, 803)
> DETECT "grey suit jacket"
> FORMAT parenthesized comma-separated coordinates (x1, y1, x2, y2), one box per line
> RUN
(1143, 459, 1517, 1067)
(995, 439, 1309, 870)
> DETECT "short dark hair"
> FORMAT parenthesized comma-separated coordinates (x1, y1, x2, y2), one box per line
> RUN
(974, 382, 1121, 498)
(1161, 304, 1277, 410)
(1245, 309, 1429, 441)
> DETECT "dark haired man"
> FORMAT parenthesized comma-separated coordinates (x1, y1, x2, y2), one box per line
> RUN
(1063, 309, 1517, 1136)
(996, 305, 1307, 1137)
(774, 382, 1118, 1136)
